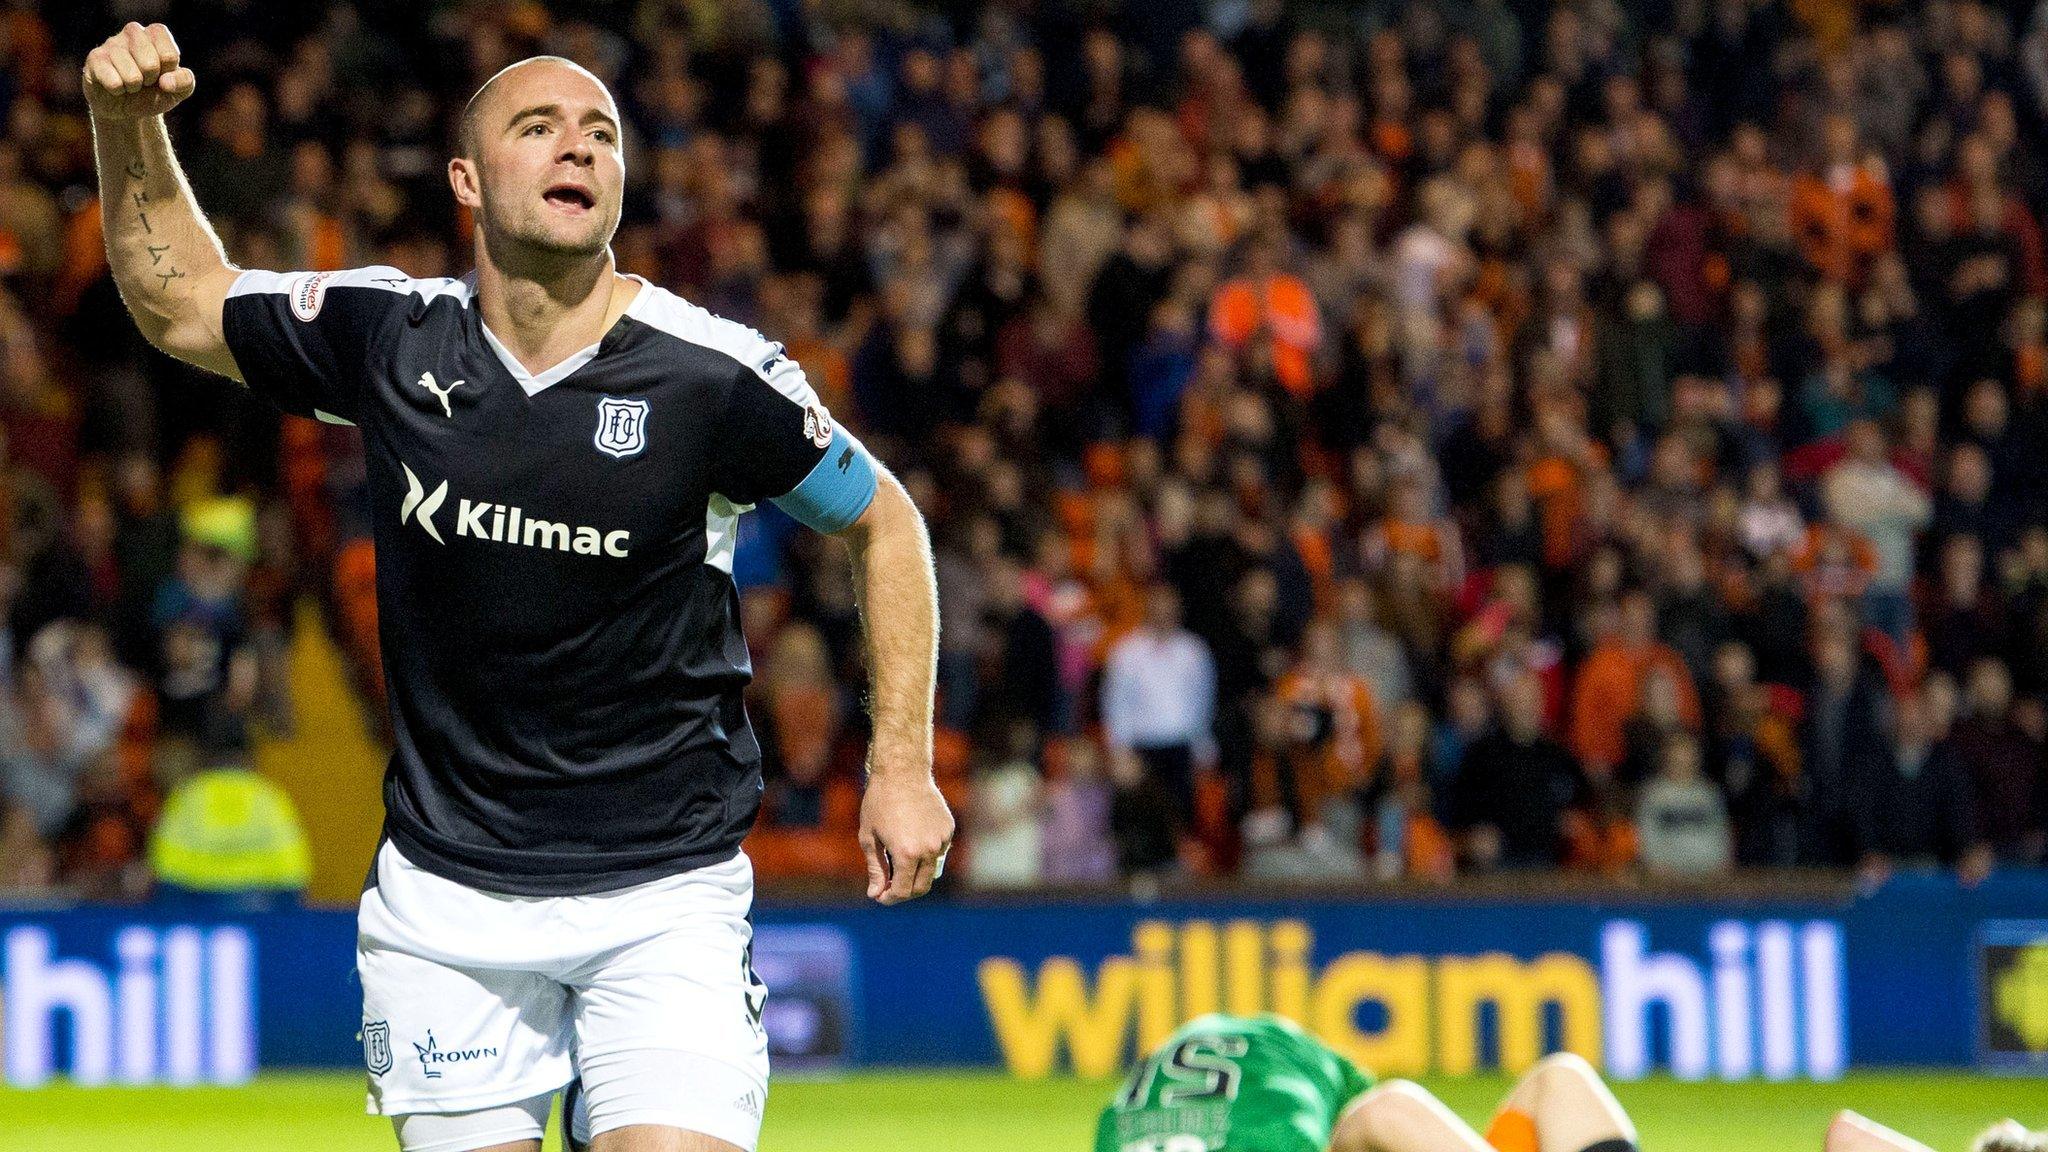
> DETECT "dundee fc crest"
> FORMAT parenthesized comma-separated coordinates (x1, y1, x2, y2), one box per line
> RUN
(594, 396, 650, 458)
(363, 1020, 392, 1075)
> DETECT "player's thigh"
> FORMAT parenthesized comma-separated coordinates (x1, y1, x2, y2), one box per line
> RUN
(586, 1125, 747, 1152)
(1334, 1080, 1493, 1152)
(389, 1093, 551, 1152)
(567, 912, 769, 1150)
(359, 937, 575, 1121)
(1507, 1053, 1635, 1152)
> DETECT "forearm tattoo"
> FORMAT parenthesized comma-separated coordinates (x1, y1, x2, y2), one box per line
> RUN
(124, 159, 184, 291)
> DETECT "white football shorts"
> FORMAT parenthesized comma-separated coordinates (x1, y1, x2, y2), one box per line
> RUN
(356, 840, 770, 1150)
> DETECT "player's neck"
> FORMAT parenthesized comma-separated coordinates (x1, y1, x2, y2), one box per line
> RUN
(473, 244, 634, 374)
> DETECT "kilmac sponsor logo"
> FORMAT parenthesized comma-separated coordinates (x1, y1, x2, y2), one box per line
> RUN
(399, 463, 631, 557)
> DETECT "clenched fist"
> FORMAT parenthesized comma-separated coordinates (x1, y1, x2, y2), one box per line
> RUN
(82, 23, 194, 122)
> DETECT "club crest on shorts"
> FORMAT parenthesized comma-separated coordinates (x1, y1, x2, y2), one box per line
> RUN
(594, 396, 649, 458)
(362, 1020, 392, 1075)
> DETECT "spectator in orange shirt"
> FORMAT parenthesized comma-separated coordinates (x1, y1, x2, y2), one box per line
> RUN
(1947, 133, 2047, 297)
(1363, 473, 1465, 594)
(1208, 234, 1324, 397)
(1788, 113, 1894, 286)
(1569, 589, 1703, 774)
(1790, 522, 1879, 604)
(1273, 620, 1384, 790)
(1248, 620, 1381, 866)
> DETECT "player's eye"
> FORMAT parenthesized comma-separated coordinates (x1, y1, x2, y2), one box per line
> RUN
(523, 122, 548, 137)
(593, 128, 616, 145)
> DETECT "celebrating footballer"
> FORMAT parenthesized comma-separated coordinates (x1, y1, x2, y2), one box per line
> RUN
(84, 20, 952, 1152)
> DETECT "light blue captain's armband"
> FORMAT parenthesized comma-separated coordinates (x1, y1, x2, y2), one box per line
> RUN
(772, 424, 879, 534)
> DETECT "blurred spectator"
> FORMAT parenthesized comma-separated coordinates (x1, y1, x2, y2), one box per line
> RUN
(1451, 673, 1578, 871)
(1208, 234, 1323, 398)
(1268, 621, 1381, 823)
(1108, 738, 1181, 885)
(973, 551, 1063, 742)
(1636, 733, 1733, 877)
(1822, 419, 1930, 641)
(933, 519, 995, 731)
(1618, 664, 1697, 788)
(964, 723, 1043, 890)
(1707, 644, 1805, 867)
(1569, 589, 1701, 776)
(1736, 461, 1802, 561)
(1924, 535, 2006, 680)
(1040, 738, 1116, 886)
(151, 502, 259, 756)
(1334, 577, 1413, 714)
(1101, 583, 1216, 823)
(1801, 624, 1892, 866)
(1372, 700, 1455, 882)
(0, 796, 53, 889)
(0, 625, 130, 840)
(1852, 684, 1990, 888)
(1951, 659, 2047, 865)
(755, 623, 848, 835)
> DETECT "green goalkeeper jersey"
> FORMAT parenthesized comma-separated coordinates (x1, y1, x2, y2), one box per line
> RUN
(1094, 1014, 1375, 1152)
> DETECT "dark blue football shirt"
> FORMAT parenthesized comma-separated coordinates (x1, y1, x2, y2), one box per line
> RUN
(223, 267, 878, 894)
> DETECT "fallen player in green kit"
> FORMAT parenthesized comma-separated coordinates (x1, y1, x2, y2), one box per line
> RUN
(1098, 1013, 2042, 1152)
(1095, 1013, 1636, 1152)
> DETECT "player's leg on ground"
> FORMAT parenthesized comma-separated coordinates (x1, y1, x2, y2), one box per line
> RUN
(1824, 1111, 1938, 1152)
(1483, 1053, 1637, 1152)
(1327, 1080, 1493, 1152)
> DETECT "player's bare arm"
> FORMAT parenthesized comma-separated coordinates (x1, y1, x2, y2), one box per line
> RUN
(836, 466, 952, 904)
(83, 22, 242, 380)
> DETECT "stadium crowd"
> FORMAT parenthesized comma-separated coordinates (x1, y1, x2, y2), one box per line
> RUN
(1, 0, 2048, 896)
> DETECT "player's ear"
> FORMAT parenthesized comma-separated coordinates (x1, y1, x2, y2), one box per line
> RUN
(449, 156, 481, 210)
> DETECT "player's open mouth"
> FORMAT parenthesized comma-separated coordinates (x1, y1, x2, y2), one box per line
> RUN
(543, 184, 595, 214)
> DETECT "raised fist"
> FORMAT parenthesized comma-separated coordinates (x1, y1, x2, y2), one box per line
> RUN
(82, 23, 194, 122)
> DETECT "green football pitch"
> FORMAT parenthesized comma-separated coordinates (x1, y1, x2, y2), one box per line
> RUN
(3, 1070, 2042, 1150)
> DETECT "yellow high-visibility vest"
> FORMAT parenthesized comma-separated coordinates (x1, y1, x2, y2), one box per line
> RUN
(149, 769, 313, 891)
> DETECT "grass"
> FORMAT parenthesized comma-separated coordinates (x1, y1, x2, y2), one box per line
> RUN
(2, 1070, 2042, 1150)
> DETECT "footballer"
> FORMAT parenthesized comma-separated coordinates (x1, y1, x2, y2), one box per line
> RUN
(84, 21, 952, 1152)
(1099, 1012, 2041, 1152)
(1098, 1013, 1636, 1152)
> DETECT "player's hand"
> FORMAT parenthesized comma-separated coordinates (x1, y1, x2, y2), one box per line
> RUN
(83, 23, 195, 123)
(858, 766, 953, 905)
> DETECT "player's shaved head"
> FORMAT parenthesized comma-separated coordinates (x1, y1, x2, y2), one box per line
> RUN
(450, 53, 626, 262)
(459, 55, 616, 159)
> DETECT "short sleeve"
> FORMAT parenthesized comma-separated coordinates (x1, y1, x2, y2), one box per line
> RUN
(220, 267, 413, 425)
(708, 349, 878, 535)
